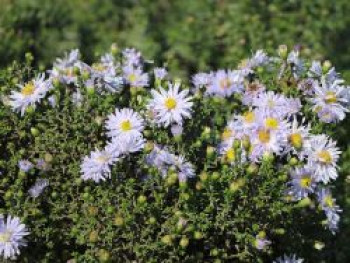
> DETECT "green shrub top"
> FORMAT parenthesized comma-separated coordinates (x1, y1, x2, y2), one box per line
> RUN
(0, 45, 349, 262)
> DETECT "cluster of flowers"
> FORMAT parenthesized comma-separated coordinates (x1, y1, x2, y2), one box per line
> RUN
(193, 47, 348, 244)
(1, 45, 349, 261)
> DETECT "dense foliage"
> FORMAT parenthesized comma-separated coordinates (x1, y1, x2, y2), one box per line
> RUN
(0, 46, 349, 262)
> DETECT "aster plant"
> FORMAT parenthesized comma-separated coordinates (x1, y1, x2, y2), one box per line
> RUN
(0, 45, 349, 262)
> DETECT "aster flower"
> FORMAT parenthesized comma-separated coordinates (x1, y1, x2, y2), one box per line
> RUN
(48, 95, 57, 108)
(220, 119, 241, 143)
(48, 49, 82, 85)
(9, 74, 51, 115)
(123, 65, 149, 88)
(154, 67, 168, 80)
(170, 124, 183, 136)
(0, 215, 29, 260)
(18, 160, 33, 173)
(232, 111, 259, 138)
(28, 179, 49, 198)
(219, 143, 246, 164)
(147, 82, 193, 127)
(309, 79, 349, 123)
(307, 135, 340, 183)
(242, 81, 266, 106)
(287, 50, 304, 78)
(285, 118, 311, 160)
(249, 127, 285, 162)
(273, 254, 304, 263)
(145, 145, 176, 178)
(288, 166, 316, 200)
(53, 49, 80, 69)
(246, 50, 270, 69)
(191, 72, 212, 91)
(308, 60, 338, 84)
(207, 70, 244, 97)
(101, 53, 117, 68)
(254, 232, 271, 250)
(71, 89, 83, 107)
(317, 188, 342, 233)
(284, 97, 302, 116)
(106, 134, 145, 156)
(252, 91, 290, 118)
(159, 153, 195, 182)
(105, 108, 144, 139)
(122, 48, 142, 67)
(81, 148, 119, 182)
(35, 159, 49, 171)
(297, 78, 317, 96)
(89, 61, 123, 93)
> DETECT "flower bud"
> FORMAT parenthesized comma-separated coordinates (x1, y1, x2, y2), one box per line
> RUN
(206, 146, 215, 158)
(88, 230, 98, 243)
(86, 86, 95, 95)
(179, 237, 189, 248)
(114, 215, 124, 226)
(278, 45, 288, 59)
(148, 217, 156, 225)
(194, 231, 203, 240)
(322, 60, 332, 74)
(289, 157, 298, 166)
(195, 182, 203, 191)
(44, 153, 53, 163)
(30, 127, 40, 137)
(246, 163, 258, 175)
(212, 172, 220, 180)
(314, 241, 325, 250)
(137, 195, 147, 204)
(161, 235, 173, 245)
(199, 172, 208, 182)
(97, 249, 111, 262)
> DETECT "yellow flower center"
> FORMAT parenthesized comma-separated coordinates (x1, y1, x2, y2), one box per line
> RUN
(222, 129, 232, 140)
(128, 73, 137, 83)
(219, 78, 231, 90)
(300, 176, 311, 188)
(226, 148, 235, 162)
(92, 63, 106, 72)
(317, 150, 332, 164)
(65, 68, 74, 77)
(243, 111, 255, 123)
(325, 91, 337, 104)
(96, 155, 110, 163)
(258, 129, 270, 143)
(324, 195, 334, 207)
(165, 97, 177, 110)
(289, 133, 303, 149)
(0, 231, 12, 243)
(21, 82, 35, 96)
(120, 120, 132, 131)
(265, 118, 279, 130)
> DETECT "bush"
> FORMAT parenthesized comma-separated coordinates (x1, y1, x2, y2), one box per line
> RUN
(0, 46, 349, 262)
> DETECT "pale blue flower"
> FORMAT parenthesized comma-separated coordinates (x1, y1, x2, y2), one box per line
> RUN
(288, 166, 316, 200)
(18, 160, 33, 173)
(123, 65, 149, 88)
(273, 254, 304, 263)
(28, 179, 49, 198)
(0, 215, 29, 260)
(81, 148, 119, 182)
(9, 74, 51, 115)
(154, 67, 168, 80)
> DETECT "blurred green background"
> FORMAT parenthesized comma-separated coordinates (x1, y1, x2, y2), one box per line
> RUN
(0, 0, 349, 260)
(1, 0, 350, 80)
